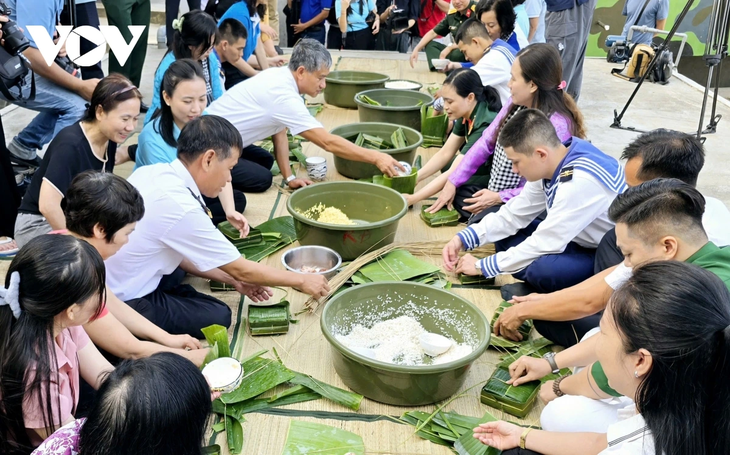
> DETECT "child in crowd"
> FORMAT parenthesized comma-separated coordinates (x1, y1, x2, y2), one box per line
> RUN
(442, 108, 624, 294)
(145, 10, 222, 125)
(14, 75, 142, 248)
(0, 235, 114, 453)
(409, 0, 476, 70)
(32, 353, 214, 455)
(429, 43, 585, 225)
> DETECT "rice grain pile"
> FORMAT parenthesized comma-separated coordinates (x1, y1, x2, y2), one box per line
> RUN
(385, 80, 421, 90)
(300, 203, 355, 225)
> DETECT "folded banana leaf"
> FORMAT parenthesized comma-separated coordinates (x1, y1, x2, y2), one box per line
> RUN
(400, 410, 498, 452)
(496, 337, 553, 369)
(490, 301, 533, 349)
(421, 205, 460, 227)
(391, 127, 407, 149)
(226, 216, 297, 263)
(458, 275, 497, 287)
(421, 105, 448, 148)
(480, 367, 540, 418)
(201, 324, 231, 360)
(248, 301, 294, 336)
(453, 430, 500, 455)
(358, 249, 441, 282)
(202, 445, 221, 455)
(220, 356, 296, 404)
(282, 420, 365, 455)
(225, 415, 244, 454)
(426, 85, 441, 96)
(413, 155, 422, 170)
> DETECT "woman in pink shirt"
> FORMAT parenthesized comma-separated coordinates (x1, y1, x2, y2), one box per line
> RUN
(0, 235, 114, 453)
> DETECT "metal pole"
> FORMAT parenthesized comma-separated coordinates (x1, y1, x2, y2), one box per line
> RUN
(701, 0, 730, 134)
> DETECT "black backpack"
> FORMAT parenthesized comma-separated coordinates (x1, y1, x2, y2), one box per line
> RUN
(0, 46, 34, 102)
(649, 46, 673, 85)
(327, 0, 339, 25)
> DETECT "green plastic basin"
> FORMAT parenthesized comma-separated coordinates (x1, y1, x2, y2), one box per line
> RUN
(324, 71, 390, 108)
(355, 89, 435, 131)
(321, 282, 490, 406)
(330, 122, 423, 179)
(286, 181, 407, 260)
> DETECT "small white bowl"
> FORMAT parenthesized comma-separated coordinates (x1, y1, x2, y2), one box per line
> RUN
(202, 357, 244, 393)
(431, 59, 450, 70)
(419, 332, 453, 357)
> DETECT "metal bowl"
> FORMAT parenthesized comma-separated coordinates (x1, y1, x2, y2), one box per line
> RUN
(281, 246, 342, 280)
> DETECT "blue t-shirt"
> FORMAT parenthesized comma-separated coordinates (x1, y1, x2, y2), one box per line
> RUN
(524, 0, 546, 43)
(621, 0, 669, 45)
(513, 4, 529, 39)
(135, 117, 181, 170)
(335, 0, 377, 32)
(8, 0, 64, 50)
(301, 0, 331, 24)
(219, 3, 261, 62)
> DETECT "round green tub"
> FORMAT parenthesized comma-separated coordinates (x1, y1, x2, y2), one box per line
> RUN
(324, 71, 390, 108)
(286, 181, 407, 260)
(321, 282, 490, 406)
(355, 89, 434, 131)
(330, 122, 423, 179)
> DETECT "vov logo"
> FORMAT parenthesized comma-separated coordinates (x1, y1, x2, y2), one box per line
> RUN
(26, 25, 146, 67)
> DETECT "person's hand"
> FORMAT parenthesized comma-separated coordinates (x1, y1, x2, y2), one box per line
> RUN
(268, 55, 287, 67)
(409, 49, 419, 68)
(295, 274, 331, 299)
(374, 152, 405, 177)
(203, 376, 223, 401)
(455, 253, 480, 276)
(472, 421, 522, 450)
(162, 333, 202, 350)
(77, 78, 100, 101)
(115, 146, 131, 165)
(261, 23, 279, 40)
(426, 181, 457, 213)
(185, 347, 210, 368)
(509, 293, 545, 304)
(442, 61, 462, 73)
(442, 236, 463, 272)
(508, 355, 552, 386)
(439, 46, 451, 60)
(463, 189, 502, 214)
(372, 17, 380, 34)
(234, 282, 274, 303)
(494, 304, 526, 341)
(287, 177, 312, 189)
(292, 21, 308, 34)
(226, 211, 250, 239)
(540, 380, 559, 404)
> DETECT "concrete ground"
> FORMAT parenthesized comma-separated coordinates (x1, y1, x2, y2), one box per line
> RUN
(4, 46, 730, 205)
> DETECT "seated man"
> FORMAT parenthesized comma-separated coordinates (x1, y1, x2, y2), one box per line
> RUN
(206, 38, 405, 184)
(3, 0, 97, 167)
(64, 170, 208, 366)
(506, 178, 730, 434)
(444, 18, 517, 105)
(496, 129, 730, 346)
(105, 115, 330, 338)
(621, 0, 668, 46)
(594, 128, 730, 272)
(409, 0, 476, 71)
(211, 18, 249, 89)
(442, 108, 625, 297)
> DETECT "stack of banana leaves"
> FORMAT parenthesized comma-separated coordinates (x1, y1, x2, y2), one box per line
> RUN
(282, 421, 365, 455)
(248, 300, 296, 336)
(360, 155, 421, 194)
(357, 93, 423, 107)
(201, 325, 364, 454)
(306, 103, 324, 117)
(351, 126, 410, 151)
(458, 274, 497, 287)
(260, 132, 308, 177)
(421, 105, 449, 148)
(344, 249, 451, 290)
(399, 410, 501, 455)
(489, 301, 534, 349)
(421, 204, 460, 227)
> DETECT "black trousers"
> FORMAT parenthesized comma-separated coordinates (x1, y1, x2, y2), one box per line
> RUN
(454, 184, 502, 224)
(126, 267, 232, 339)
(327, 25, 342, 49)
(594, 227, 623, 274)
(343, 27, 377, 50)
(534, 312, 602, 347)
(231, 143, 275, 193)
(0, 118, 20, 237)
(166, 0, 201, 48)
(60, 1, 105, 80)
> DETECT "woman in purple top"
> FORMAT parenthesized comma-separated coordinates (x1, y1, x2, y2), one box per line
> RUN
(428, 43, 586, 225)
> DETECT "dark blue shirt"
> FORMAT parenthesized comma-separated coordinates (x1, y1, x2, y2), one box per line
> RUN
(545, 0, 589, 13)
(301, 0, 330, 24)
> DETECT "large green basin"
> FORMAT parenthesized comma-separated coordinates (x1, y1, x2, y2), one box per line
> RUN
(286, 181, 407, 260)
(330, 122, 423, 179)
(321, 282, 490, 406)
(324, 71, 390, 108)
(355, 89, 435, 131)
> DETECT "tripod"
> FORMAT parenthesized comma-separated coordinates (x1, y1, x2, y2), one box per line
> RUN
(610, 0, 730, 138)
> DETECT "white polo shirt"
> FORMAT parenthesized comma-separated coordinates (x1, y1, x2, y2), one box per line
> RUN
(105, 160, 241, 301)
(205, 66, 323, 147)
(599, 406, 654, 455)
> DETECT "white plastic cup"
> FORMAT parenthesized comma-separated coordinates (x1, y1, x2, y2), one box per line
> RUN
(305, 156, 327, 181)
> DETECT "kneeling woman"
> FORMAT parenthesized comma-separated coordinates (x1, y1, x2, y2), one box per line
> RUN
(405, 68, 508, 219)
(428, 43, 585, 224)
(136, 59, 248, 226)
(474, 261, 730, 455)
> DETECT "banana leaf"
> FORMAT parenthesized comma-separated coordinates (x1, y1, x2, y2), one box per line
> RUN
(391, 127, 408, 149)
(400, 410, 498, 451)
(267, 385, 310, 402)
(235, 216, 297, 263)
(382, 167, 418, 194)
(490, 301, 533, 344)
(355, 133, 365, 147)
(496, 337, 554, 369)
(400, 412, 452, 447)
(201, 324, 231, 360)
(213, 391, 321, 420)
(358, 94, 381, 105)
(421, 205, 460, 227)
(225, 415, 244, 454)
(220, 356, 295, 404)
(202, 342, 220, 368)
(203, 445, 222, 455)
(358, 249, 440, 282)
(453, 431, 500, 455)
(427, 85, 441, 96)
(480, 367, 540, 418)
(248, 301, 293, 336)
(458, 274, 497, 286)
(281, 420, 365, 455)
(290, 371, 363, 411)
(413, 155, 422, 170)
(421, 105, 448, 148)
(307, 104, 324, 117)
(350, 271, 372, 284)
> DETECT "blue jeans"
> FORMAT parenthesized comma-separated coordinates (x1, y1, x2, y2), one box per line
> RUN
(1, 70, 88, 157)
(301, 26, 326, 45)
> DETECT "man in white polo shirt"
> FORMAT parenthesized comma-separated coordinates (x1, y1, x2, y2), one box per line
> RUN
(206, 38, 406, 186)
(105, 116, 330, 338)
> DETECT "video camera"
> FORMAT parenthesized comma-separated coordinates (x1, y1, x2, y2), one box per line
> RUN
(0, 1, 30, 56)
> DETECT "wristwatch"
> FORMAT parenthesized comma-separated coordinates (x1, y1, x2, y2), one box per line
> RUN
(285, 175, 296, 184)
(543, 351, 560, 374)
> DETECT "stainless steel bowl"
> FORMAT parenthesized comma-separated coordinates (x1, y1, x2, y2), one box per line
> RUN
(282, 246, 342, 280)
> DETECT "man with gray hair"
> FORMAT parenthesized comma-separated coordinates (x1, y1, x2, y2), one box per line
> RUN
(206, 39, 405, 185)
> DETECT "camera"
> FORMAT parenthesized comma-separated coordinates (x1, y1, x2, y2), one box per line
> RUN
(387, 8, 410, 31)
(0, 1, 30, 56)
(606, 35, 630, 63)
